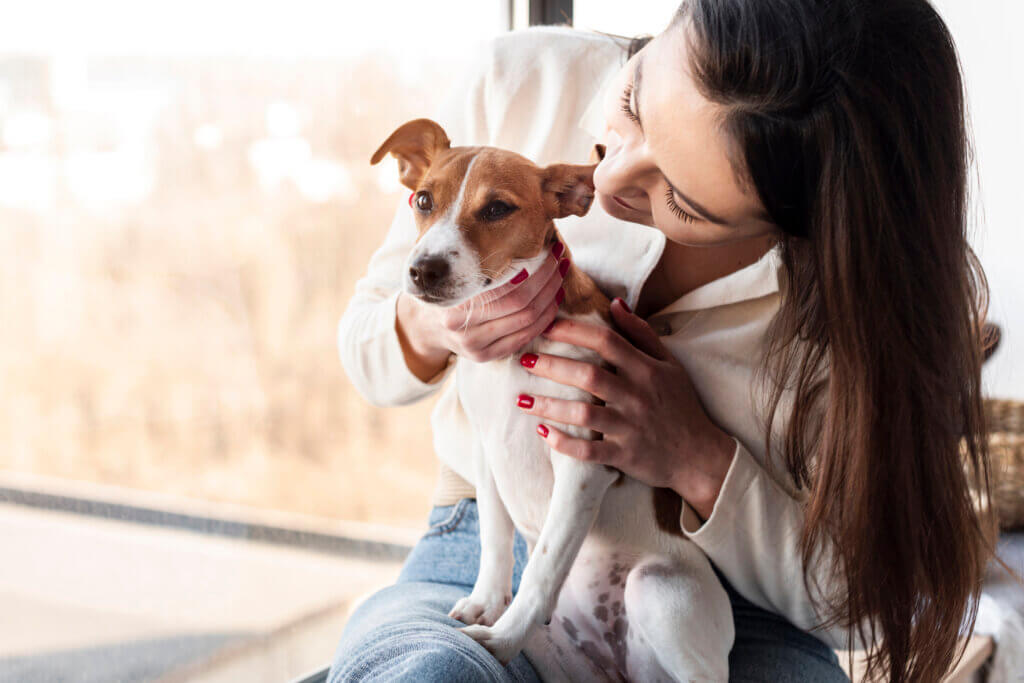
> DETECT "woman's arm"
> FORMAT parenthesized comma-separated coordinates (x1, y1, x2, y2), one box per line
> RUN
(337, 202, 456, 406)
(678, 436, 857, 651)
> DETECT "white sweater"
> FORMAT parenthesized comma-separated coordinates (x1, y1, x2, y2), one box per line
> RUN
(338, 25, 852, 651)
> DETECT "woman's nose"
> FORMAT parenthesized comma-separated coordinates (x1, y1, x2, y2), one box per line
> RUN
(597, 127, 651, 195)
(603, 128, 624, 159)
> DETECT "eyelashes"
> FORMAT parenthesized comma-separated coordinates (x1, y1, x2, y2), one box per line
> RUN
(618, 78, 698, 225)
(619, 81, 641, 125)
(664, 187, 696, 224)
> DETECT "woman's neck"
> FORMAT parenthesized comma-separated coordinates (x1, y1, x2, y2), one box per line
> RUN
(636, 234, 779, 319)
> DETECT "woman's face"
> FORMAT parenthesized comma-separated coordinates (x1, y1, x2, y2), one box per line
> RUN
(593, 22, 780, 247)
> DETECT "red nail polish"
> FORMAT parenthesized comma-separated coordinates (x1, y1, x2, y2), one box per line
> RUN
(615, 297, 632, 314)
(536, 424, 549, 438)
(558, 258, 570, 278)
(408, 193, 415, 208)
(555, 287, 565, 305)
(517, 394, 534, 409)
(510, 268, 529, 284)
(520, 353, 538, 368)
(551, 241, 564, 258)
(543, 319, 556, 334)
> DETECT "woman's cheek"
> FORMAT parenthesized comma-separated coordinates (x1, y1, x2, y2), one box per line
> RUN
(653, 211, 736, 248)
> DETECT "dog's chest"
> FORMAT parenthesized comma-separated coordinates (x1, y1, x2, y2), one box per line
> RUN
(456, 317, 605, 537)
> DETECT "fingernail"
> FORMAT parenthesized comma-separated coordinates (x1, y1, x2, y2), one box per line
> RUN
(551, 241, 564, 258)
(558, 258, 570, 278)
(520, 353, 538, 368)
(510, 268, 529, 284)
(542, 319, 556, 334)
(615, 297, 632, 314)
(555, 287, 565, 305)
(517, 394, 534, 409)
(536, 424, 549, 438)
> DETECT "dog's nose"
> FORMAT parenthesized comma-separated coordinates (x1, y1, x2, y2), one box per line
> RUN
(409, 256, 450, 291)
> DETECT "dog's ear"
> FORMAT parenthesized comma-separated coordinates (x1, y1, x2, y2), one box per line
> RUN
(370, 118, 451, 191)
(541, 162, 597, 219)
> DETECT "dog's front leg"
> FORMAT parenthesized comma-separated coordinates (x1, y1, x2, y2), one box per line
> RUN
(462, 452, 618, 664)
(450, 459, 516, 627)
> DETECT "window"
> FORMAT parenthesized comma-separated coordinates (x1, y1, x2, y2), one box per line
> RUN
(572, 1, 680, 37)
(0, 2, 508, 680)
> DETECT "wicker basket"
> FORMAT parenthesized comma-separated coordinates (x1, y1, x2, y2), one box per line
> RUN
(982, 399, 1024, 530)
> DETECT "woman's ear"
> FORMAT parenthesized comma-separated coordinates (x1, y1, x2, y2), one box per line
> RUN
(542, 162, 597, 219)
(370, 118, 451, 190)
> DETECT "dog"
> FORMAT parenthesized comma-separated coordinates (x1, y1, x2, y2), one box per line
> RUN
(371, 118, 734, 682)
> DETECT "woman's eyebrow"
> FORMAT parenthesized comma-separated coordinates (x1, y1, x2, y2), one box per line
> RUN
(635, 55, 729, 226)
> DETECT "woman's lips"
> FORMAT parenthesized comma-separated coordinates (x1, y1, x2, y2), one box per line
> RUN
(613, 195, 639, 211)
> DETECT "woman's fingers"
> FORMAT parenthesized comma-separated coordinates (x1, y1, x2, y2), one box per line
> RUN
(445, 249, 561, 329)
(466, 266, 563, 353)
(516, 394, 621, 435)
(519, 352, 629, 402)
(541, 318, 633, 366)
(475, 297, 559, 362)
(534, 422, 618, 465)
(608, 298, 671, 361)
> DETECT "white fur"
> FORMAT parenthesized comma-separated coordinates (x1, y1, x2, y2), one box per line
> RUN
(404, 155, 481, 304)
(403, 155, 733, 680)
(453, 307, 735, 681)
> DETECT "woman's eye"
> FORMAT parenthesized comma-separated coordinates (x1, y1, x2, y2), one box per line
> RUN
(619, 81, 641, 125)
(481, 200, 517, 221)
(415, 192, 433, 212)
(664, 187, 697, 224)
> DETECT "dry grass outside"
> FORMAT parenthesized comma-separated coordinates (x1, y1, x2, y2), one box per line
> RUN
(0, 55, 463, 528)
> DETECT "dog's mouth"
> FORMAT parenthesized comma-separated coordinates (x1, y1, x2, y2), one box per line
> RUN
(413, 291, 448, 305)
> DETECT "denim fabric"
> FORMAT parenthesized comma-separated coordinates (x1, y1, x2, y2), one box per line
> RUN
(328, 499, 848, 682)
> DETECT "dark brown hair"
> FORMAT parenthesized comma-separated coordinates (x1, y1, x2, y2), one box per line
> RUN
(641, 1, 994, 680)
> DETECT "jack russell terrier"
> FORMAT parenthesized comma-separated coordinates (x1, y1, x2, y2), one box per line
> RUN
(371, 118, 734, 682)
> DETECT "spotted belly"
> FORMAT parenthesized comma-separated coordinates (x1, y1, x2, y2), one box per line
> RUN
(533, 549, 673, 683)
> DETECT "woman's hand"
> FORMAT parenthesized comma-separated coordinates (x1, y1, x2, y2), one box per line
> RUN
(396, 241, 569, 380)
(517, 297, 737, 520)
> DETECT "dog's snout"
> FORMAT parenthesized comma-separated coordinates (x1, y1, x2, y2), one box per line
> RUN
(409, 255, 451, 291)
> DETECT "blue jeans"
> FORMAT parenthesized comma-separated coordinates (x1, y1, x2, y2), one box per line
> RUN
(328, 499, 848, 682)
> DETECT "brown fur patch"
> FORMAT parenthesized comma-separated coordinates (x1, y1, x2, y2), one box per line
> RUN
(451, 148, 555, 279)
(410, 147, 479, 241)
(652, 487, 686, 537)
(553, 230, 611, 323)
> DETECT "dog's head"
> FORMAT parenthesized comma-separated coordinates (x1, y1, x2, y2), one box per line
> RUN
(371, 118, 596, 307)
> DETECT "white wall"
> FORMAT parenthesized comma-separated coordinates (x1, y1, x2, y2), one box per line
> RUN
(574, 0, 1024, 399)
(931, 0, 1024, 399)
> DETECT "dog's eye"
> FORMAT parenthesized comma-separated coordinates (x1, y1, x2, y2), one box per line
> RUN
(481, 200, 517, 222)
(414, 192, 433, 213)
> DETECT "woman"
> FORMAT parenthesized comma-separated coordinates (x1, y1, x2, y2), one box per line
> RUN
(331, 1, 993, 681)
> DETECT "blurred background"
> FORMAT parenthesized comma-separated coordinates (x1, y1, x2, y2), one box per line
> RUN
(0, 1, 1021, 681)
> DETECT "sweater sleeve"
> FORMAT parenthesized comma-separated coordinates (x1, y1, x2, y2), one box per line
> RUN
(679, 437, 862, 652)
(336, 39, 495, 406)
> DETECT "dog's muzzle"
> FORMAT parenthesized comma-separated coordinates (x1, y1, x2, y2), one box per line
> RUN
(408, 254, 451, 301)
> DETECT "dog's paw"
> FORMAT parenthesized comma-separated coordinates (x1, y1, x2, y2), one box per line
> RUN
(459, 623, 526, 665)
(449, 591, 512, 627)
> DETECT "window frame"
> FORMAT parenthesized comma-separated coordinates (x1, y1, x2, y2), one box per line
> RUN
(528, 0, 573, 26)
